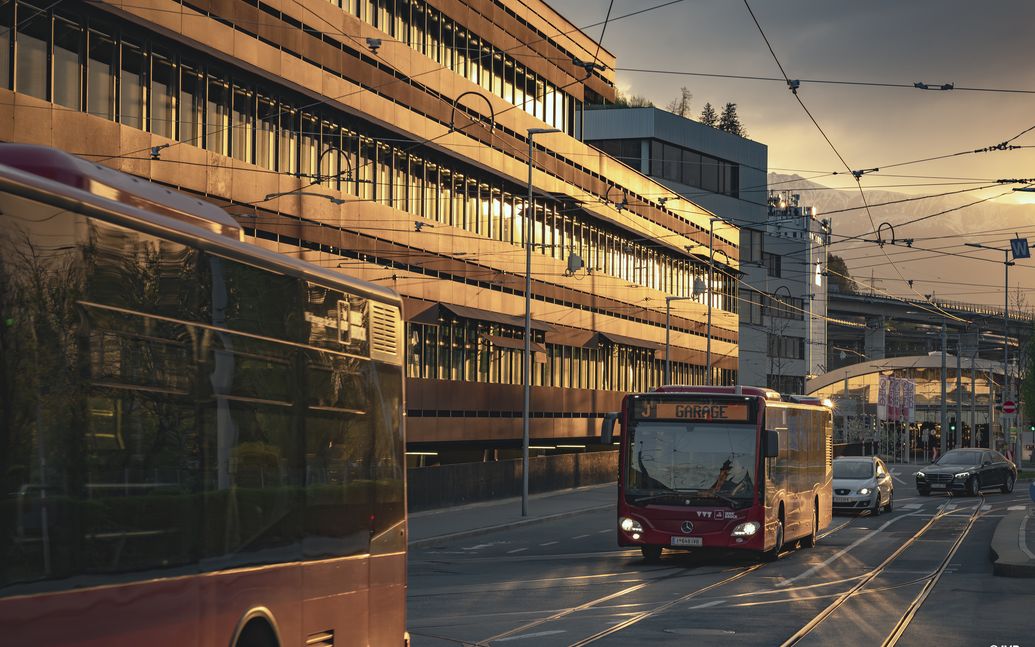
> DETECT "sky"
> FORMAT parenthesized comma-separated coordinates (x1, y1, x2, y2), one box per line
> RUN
(546, 0, 1035, 304)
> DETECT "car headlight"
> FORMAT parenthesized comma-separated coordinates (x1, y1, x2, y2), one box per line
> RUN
(731, 521, 760, 537)
(858, 487, 872, 495)
(620, 517, 643, 533)
(915, 471, 925, 479)
(954, 471, 970, 479)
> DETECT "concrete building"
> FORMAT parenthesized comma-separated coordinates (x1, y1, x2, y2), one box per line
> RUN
(584, 107, 831, 392)
(0, 0, 739, 461)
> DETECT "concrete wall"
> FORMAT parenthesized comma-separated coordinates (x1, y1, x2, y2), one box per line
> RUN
(407, 451, 618, 511)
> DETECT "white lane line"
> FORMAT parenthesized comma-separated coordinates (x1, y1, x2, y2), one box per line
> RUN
(1008, 505, 1027, 511)
(572, 534, 590, 540)
(540, 541, 558, 546)
(496, 630, 567, 642)
(1021, 513, 1035, 560)
(507, 548, 528, 554)
(903, 503, 923, 510)
(599, 529, 612, 534)
(776, 512, 919, 587)
(689, 599, 725, 609)
(981, 504, 992, 511)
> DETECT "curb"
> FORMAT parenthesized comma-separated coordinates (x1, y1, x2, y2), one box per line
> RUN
(990, 507, 1035, 578)
(408, 503, 613, 549)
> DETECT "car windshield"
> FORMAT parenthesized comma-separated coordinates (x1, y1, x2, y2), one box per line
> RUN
(626, 422, 756, 500)
(833, 461, 873, 479)
(936, 451, 982, 466)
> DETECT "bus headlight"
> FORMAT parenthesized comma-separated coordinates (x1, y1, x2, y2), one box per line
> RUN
(731, 521, 760, 537)
(620, 517, 643, 533)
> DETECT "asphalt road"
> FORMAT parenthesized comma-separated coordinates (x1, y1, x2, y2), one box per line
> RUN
(407, 466, 1034, 646)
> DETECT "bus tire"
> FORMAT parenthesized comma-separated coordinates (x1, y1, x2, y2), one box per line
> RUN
(801, 503, 818, 548)
(235, 620, 279, 647)
(641, 545, 662, 562)
(763, 514, 784, 562)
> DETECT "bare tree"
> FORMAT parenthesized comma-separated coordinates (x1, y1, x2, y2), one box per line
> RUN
(666, 87, 693, 118)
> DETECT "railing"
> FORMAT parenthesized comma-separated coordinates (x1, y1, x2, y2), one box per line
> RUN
(838, 292, 1035, 322)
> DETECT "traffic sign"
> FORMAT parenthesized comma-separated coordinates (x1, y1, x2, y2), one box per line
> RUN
(1002, 400, 1017, 414)
(1011, 237, 1030, 259)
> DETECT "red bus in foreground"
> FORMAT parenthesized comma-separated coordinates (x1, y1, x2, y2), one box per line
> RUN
(0, 146, 407, 646)
(602, 386, 832, 561)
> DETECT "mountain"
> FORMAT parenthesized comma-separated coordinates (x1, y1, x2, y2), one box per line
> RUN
(766, 173, 1035, 308)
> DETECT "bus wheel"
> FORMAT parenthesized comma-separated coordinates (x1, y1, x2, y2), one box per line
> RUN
(763, 519, 784, 562)
(801, 506, 818, 548)
(641, 545, 662, 562)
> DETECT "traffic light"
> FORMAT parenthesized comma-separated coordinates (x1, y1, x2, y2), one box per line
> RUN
(949, 418, 956, 433)
(1029, 422, 1035, 432)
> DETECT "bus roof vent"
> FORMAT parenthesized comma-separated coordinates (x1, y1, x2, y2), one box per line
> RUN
(0, 144, 243, 240)
(370, 302, 402, 365)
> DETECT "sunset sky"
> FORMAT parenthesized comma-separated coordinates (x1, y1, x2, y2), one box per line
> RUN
(549, 0, 1035, 302)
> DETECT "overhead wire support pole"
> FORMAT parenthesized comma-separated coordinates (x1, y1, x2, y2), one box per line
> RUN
(521, 128, 560, 518)
(940, 322, 947, 458)
(705, 218, 717, 385)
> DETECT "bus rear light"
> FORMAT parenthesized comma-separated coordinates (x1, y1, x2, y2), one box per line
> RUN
(731, 521, 760, 537)
(620, 517, 643, 533)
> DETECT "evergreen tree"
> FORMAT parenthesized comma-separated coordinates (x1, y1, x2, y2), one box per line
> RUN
(827, 254, 854, 294)
(613, 89, 654, 108)
(717, 102, 747, 137)
(699, 102, 718, 127)
(666, 87, 693, 118)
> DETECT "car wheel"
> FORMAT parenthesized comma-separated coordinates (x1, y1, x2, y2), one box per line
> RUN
(641, 545, 662, 563)
(763, 519, 784, 562)
(885, 490, 894, 513)
(968, 475, 980, 497)
(871, 494, 882, 516)
(918, 487, 930, 496)
(1001, 473, 1015, 494)
(801, 506, 818, 548)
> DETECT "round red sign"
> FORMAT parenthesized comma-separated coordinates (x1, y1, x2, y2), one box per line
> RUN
(1003, 401, 1017, 414)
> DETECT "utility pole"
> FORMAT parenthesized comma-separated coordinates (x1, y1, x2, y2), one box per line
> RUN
(940, 322, 948, 457)
(956, 333, 963, 449)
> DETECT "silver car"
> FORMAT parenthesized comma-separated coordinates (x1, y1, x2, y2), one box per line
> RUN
(832, 456, 894, 514)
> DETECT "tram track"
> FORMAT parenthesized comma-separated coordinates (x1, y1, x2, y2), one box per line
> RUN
(779, 495, 986, 647)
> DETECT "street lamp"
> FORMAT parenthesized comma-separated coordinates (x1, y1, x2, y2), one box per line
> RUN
(522, 127, 560, 518)
(964, 241, 1022, 458)
(665, 295, 696, 384)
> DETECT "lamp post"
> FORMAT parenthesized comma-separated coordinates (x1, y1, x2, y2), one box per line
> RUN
(964, 241, 1019, 456)
(769, 285, 793, 391)
(665, 296, 696, 384)
(521, 127, 560, 517)
(705, 218, 720, 385)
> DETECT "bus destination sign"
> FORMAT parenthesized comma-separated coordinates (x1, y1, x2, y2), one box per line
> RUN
(637, 401, 750, 422)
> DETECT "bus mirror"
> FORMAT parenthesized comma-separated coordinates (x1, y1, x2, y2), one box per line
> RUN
(601, 412, 618, 445)
(765, 429, 780, 458)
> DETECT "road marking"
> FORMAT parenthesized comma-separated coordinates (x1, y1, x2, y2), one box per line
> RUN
(572, 534, 590, 539)
(1008, 505, 1027, 511)
(496, 630, 567, 642)
(903, 503, 923, 510)
(776, 512, 919, 587)
(599, 529, 612, 534)
(981, 504, 992, 511)
(540, 541, 558, 546)
(507, 548, 528, 554)
(688, 599, 725, 609)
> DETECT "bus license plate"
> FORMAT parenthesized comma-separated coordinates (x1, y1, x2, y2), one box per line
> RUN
(671, 537, 702, 547)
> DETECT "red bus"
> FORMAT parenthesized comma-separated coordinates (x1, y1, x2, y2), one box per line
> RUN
(0, 145, 408, 646)
(602, 386, 832, 562)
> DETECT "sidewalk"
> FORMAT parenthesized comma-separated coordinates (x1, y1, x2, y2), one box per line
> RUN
(408, 483, 616, 549)
(990, 484, 1035, 578)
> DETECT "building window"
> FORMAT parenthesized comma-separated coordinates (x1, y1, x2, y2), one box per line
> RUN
(742, 228, 763, 265)
(764, 252, 781, 278)
(179, 64, 203, 144)
(16, 6, 48, 100)
(150, 51, 175, 137)
(120, 42, 146, 130)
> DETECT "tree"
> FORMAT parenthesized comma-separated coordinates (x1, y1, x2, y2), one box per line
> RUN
(666, 86, 693, 118)
(1019, 332, 1035, 430)
(717, 102, 747, 137)
(613, 89, 654, 108)
(827, 254, 855, 294)
(699, 102, 718, 127)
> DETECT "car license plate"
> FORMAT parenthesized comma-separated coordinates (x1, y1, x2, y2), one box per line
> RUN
(671, 536, 702, 547)
(930, 483, 945, 489)
(833, 496, 851, 504)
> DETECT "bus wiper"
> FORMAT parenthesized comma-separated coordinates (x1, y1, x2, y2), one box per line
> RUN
(629, 490, 691, 505)
(686, 490, 740, 508)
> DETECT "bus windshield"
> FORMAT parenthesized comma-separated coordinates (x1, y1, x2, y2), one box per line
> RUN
(627, 422, 756, 504)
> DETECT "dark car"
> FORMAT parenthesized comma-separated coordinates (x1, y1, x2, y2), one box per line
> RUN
(915, 448, 1017, 496)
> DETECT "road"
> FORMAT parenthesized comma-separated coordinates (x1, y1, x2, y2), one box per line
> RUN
(407, 467, 1033, 646)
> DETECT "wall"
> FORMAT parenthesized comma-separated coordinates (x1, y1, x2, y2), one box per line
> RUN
(407, 451, 618, 511)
